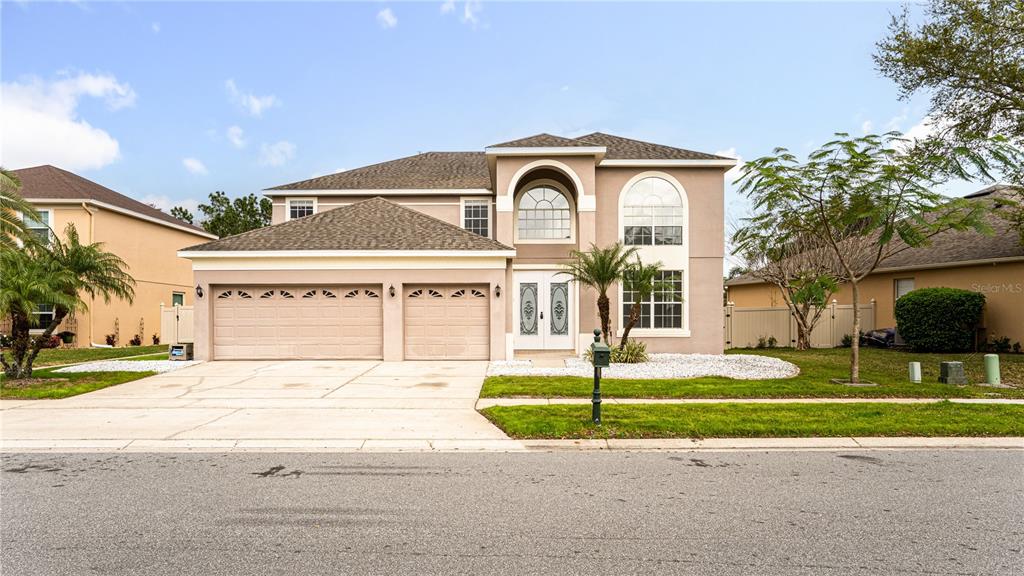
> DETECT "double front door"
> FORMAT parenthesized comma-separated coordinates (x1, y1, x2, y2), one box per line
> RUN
(514, 271, 573, 350)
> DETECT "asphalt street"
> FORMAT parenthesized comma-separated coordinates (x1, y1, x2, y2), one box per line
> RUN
(1, 450, 1021, 575)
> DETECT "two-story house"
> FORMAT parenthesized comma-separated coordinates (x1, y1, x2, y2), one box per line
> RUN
(180, 133, 734, 361)
(11, 165, 217, 347)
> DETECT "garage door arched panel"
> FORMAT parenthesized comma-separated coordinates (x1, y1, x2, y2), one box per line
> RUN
(213, 286, 382, 360)
(404, 285, 490, 360)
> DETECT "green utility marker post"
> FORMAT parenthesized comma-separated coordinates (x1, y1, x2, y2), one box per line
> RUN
(590, 329, 610, 425)
(984, 354, 1001, 386)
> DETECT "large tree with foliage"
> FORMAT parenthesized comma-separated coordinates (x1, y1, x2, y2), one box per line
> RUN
(738, 132, 1002, 383)
(1, 168, 40, 251)
(876, 0, 1024, 241)
(171, 191, 271, 238)
(560, 243, 638, 345)
(1, 224, 135, 378)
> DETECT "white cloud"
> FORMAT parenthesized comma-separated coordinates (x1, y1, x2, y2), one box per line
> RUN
(226, 125, 246, 148)
(151, 22, 160, 33)
(142, 194, 200, 215)
(0, 71, 136, 170)
(259, 140, 296, 167)
(182, 157, 208, 175)
(225, 79, 278, 117)
(377, 8, 398, 29)
(860, 120, 873, 135)
(715, 147, 745, 184)
(441, 1, 483, 27)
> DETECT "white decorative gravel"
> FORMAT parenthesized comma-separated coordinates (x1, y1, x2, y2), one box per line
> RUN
(488, 354, 799, 380)
(54, 360, 201, 374)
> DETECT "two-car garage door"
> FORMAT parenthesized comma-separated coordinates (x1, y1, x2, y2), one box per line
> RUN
(212, 284, 490, 360)
(213, 286, 383, 360)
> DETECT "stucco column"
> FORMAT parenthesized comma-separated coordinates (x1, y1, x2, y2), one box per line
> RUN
(382, 279, 403, 361)
(576, 209, 600, 347)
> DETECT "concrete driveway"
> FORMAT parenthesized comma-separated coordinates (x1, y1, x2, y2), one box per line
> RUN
(1, 361, 519, 451)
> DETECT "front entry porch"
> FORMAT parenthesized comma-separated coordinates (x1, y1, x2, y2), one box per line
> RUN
(513, 270, 575, 352)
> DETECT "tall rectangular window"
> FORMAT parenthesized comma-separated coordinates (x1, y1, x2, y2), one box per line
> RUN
(32, 304, 55, 329)
(622, 271, 683, 329)
(24, 210, 51, 245)
(288, 199, 315, 220)
(894, 278, 915, 305)
(463, 199, 490, 238)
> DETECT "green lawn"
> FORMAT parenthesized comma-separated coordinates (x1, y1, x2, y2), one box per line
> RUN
(20, 345, 165, 367)
(481, 402, 1024, 439)
(481, 348, 1024, 399)
(0, 367, 156, 399)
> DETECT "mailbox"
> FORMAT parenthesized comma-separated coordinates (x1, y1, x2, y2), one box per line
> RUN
(591, 331, 611, 368)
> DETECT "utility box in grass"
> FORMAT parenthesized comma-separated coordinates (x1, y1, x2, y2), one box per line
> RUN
(939, 361, 967, 385)
(169, 343, 194, 361)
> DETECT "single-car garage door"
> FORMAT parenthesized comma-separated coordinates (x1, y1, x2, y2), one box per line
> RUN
(404, 286, 490, 360)
(213, 286, 383, 360)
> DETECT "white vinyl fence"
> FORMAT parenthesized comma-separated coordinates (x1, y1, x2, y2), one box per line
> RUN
(160, 305, 194, 345)
(724, 301, 876, 349)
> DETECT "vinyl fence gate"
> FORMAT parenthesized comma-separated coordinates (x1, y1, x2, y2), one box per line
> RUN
(724, 301, 876, 349)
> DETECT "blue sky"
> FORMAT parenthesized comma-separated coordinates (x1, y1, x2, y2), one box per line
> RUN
(3, 0, 953, 262)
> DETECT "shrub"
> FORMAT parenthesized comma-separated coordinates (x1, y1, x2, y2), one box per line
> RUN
(1014, 342, 1022, 354)
(129, 334, 142, 346)
(988, 335, 1012, 354)
(34, 335, 61, 349)
(767, 335, 778, 348)
(152, 334, 161, 346)
(756, 336, 768, 349)
(105, 333, 118, 346)
(894, 288, 985, 352)
(840, 334, 853, 348)
(584, 340, 650, 364)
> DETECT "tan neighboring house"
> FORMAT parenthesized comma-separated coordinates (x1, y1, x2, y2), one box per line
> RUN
(10, 165, 217, 347)
(180, 132, 736, 361)
(726, 185, 1024, 345)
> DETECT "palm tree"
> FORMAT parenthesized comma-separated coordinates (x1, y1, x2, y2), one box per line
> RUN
(0, 167, 40, 251)
(619, 257, 671, 349)
(0, 251, 79, 378)
(1, 223, 135, 378)
(560, 242, 637, 345)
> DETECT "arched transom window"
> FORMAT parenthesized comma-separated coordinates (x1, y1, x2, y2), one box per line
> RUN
(622, 177, 684, 246)
(517, 186, 572, 240)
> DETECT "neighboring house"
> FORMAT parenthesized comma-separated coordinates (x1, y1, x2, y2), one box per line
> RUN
(10, 165, 217, 347)
(180, 132, 735, 361)
(726, 185, 1024, 344)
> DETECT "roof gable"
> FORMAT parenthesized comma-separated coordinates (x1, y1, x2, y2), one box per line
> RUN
(488, 133, 600, 148)
(183, 197, 513, 252)
(11, 165, 211, 236)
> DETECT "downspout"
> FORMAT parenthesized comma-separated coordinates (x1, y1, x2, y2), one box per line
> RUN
(82, 202, 99, 347)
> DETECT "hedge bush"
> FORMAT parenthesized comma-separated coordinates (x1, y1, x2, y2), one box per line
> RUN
(894, 288, 985, 352)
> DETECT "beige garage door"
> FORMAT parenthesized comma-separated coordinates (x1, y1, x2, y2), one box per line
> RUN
(404, 286, 490, 360)
(213, 286, 383, 360)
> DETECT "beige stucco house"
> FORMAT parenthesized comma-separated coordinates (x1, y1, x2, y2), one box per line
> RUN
(726, 185, 1024, 345)
(11, 165, 217, 347)
(181, 133, 736, 361)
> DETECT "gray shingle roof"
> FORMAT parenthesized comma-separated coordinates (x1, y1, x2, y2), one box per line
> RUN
(183, 197, 513, 252)
(488, 133, 601, 148)
(12, 165, 210, 235)
(725, 187, 1024, 286)
(575, 132, 731, 160)
(267, 152, 491, 191)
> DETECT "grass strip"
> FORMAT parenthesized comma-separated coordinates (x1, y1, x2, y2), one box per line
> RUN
(0, 369, 156, 399)
(480, 402, 1024, 439)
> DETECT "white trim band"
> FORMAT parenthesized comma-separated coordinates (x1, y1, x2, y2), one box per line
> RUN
(180, 249, 516, 259)
(599, 159, 737, 168)
(263, 188, 493, 197)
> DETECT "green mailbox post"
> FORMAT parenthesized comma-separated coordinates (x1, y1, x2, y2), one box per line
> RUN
(590, 328, 610, 424)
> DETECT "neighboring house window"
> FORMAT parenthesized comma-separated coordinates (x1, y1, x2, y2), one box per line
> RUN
(32, 304, 55, 329)
(894, 278, 915, 305)
(622, 177, 684, 246)
(172, 292, 185, 307)
(622, 271, 684, 329)
(24, 210, 51, 245)
(517, 186, 571, 240)
(463, 199, 490, 238)
(287, 199, 315, 220)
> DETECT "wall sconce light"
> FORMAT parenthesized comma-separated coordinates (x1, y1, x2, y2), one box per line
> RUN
(195, 285, 204, 299)
(389, 285, 396, 298)
(495, 284, 502, 298)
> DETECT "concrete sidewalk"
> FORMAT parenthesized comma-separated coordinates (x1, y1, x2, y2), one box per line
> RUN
(476, 397, 1024, 408)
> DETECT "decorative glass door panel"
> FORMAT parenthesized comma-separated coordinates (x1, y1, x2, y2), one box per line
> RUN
(514, 272, 572, 350)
